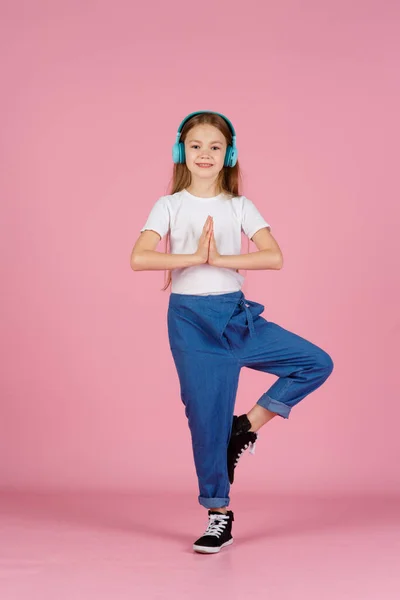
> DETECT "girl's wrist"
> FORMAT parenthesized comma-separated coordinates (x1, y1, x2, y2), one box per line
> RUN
(209, 254, 222, 267)
(191, 252, 207, 266)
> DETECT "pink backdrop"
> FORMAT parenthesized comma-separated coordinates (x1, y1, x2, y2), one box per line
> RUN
(1, 0, 399, 497)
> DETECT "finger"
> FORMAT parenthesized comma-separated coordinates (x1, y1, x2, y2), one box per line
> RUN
(200, 219, 210, 239)
(202, 217, 210, 232)
(203, 228, 211, 244)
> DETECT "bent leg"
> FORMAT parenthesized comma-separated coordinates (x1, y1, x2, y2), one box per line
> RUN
(170, 348, 241, 508)
(239, 320, 334, 419)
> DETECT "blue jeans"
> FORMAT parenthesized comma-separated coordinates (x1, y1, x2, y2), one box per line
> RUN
(167, 290, 334, 509)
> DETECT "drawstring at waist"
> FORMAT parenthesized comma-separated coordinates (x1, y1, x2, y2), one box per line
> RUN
(239, 298, 255, 338)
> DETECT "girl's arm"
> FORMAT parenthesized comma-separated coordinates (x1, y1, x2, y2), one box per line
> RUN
(130, 231, 202, 271)
(131, 217, 212, 271)
(210, 225, 283, 270)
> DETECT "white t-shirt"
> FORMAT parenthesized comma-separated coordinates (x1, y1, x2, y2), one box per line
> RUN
(140, 188, 271, 295)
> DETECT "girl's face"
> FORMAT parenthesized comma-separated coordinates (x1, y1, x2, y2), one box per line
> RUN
(184, 124, 227, 180)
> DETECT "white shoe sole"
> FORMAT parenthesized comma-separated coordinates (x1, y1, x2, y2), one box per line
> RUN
(193, 538, 233, 554)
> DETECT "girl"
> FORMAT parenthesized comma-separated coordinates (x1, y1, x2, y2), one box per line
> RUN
(130, 111, 334, 554)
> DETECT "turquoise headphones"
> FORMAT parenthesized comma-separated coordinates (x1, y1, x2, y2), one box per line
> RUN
(172, 110, 238, 168)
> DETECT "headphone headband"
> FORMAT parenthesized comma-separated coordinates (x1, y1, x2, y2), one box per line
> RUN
(176, 111, 236, 138)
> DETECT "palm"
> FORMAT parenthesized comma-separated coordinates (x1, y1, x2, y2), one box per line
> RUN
(208, 223, 219, 264)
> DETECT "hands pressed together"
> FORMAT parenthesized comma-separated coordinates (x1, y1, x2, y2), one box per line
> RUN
(195, 216, 221, 266)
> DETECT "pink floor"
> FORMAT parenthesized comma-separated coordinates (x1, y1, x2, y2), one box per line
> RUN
(0, 489, 399, 599)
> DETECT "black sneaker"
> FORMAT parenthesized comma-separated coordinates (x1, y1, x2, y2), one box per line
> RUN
(193, 510, 234, 554)
(227, 414, 258, 484)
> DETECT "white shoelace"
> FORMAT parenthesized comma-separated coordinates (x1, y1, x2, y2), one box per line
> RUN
(234, 435, 258, 466)
(203, 513, 230, 538)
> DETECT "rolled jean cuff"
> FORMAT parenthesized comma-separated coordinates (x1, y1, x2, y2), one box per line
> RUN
(199, 496, 230, 509)
(257, 393, 291, 419)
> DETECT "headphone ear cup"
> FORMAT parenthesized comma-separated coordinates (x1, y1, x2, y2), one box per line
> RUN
(229, 146, 238, 167)
(172, 143, 180, 163)
(179, 142, 185, 164)
(224, 145, 232, 167)
(172, 142, 186, 163)
(225, 145, 238, 167)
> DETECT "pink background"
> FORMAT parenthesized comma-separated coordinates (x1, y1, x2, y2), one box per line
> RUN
(1, 0, 399, 499)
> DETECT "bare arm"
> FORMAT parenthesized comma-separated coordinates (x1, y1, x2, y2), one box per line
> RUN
(209, 224, 283, 270)
(130, 217, 213, 271)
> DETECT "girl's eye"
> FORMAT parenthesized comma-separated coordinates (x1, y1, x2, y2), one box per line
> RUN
(191, 145, 220, 150)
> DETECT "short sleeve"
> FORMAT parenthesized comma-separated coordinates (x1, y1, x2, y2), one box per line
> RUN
(241, 196, 271, 239)
(140, 196, 170, 239)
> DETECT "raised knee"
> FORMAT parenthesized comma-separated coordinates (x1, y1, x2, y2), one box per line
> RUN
(317, 350, 334, 376)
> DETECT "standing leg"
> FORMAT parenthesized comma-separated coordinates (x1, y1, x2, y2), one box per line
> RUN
(170, 347, 241, 509)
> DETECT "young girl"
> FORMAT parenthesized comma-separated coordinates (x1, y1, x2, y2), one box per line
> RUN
(131, 110, 334, 554)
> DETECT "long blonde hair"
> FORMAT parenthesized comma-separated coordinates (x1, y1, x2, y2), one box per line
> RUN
(162, 112, 244, 291)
